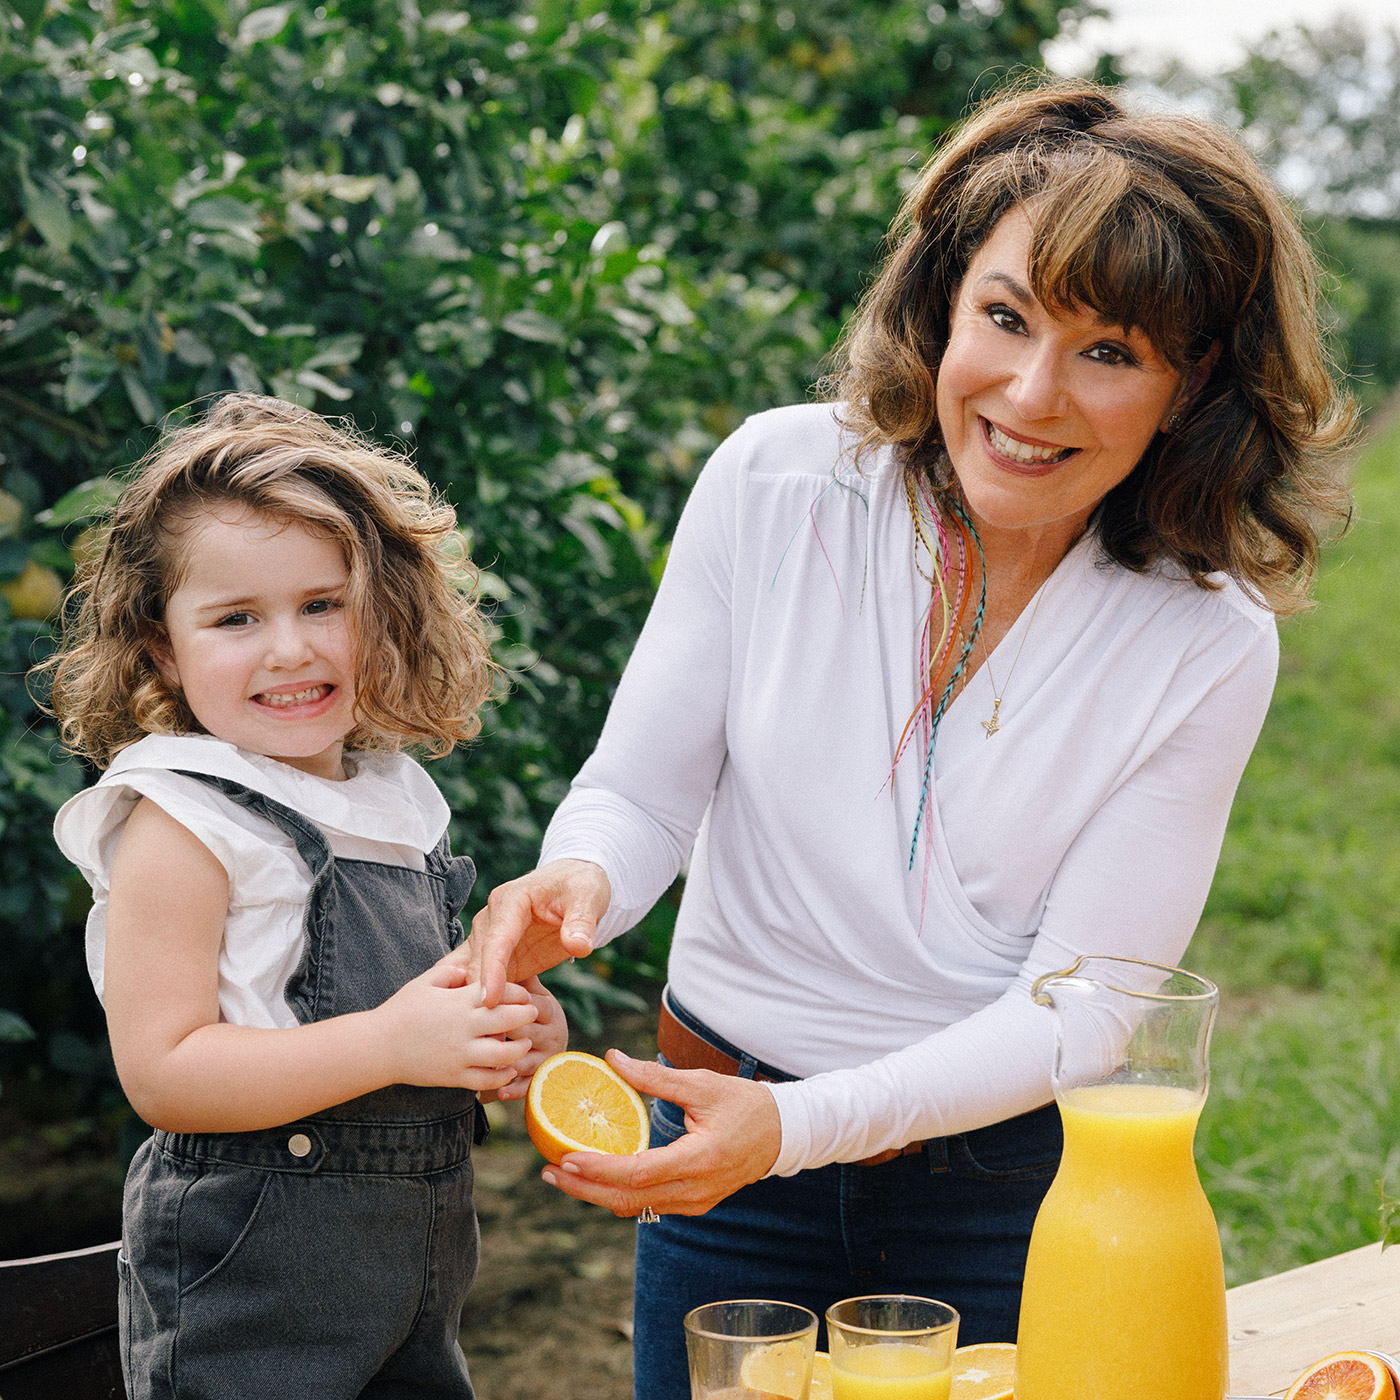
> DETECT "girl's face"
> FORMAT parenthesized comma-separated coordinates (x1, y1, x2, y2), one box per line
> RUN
(936, 206, 1186, 554)
(154, 506, 358, 781)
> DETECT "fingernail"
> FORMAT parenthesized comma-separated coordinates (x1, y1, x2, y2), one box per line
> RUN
(561, 1160, 581, 1175)
(542, 1170, 557, 1186)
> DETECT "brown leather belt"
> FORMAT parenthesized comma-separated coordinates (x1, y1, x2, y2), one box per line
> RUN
(656, 997, 929, 1168)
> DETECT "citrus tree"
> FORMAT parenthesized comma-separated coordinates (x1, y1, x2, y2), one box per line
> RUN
(0, 0, 1083, 1117)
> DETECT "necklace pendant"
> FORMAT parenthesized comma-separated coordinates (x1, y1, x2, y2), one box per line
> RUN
(981, 698, 1003, 738)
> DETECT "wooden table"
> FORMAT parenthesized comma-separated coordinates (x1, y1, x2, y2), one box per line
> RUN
(1228, 1242, 1400, 1395)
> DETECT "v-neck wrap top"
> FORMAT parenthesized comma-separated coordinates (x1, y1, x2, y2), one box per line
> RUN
(540, 402, 1278, 1176)
(54, 733, 452, 1030)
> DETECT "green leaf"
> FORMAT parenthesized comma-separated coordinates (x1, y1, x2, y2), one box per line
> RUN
(47, 1030, 106, 1080)
(227, 353, 262, 391)
(322, 175, 379, 203)
(21, 176, 72, 256)
(500, 310, 568, 347)
(122, 369, 160, 422)
(188, 195, 260, 234)
(29, 539, 72, 570)
(213, 302, 269, 337)
(64, 346, 116, 412)
(295, 368, 354, 401)
(0, 1010, 35, 1044)
(0, 540, 30, 579)
(302, 332, 364, 370)
(0, 305, 63, 347)
(5, 0, 46, 33)
(237, 3, 291, 44)
(172, 329, 216, 366)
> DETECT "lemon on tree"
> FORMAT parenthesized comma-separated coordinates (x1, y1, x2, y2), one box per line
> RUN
(1, 560, 64, 620)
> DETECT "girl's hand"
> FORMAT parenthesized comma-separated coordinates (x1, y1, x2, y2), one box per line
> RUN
(494, 976, 568, 1103)
(538, 1051, 781, 1217)
(467, 859, 611, 1007)
(371, 962, 540, 1092)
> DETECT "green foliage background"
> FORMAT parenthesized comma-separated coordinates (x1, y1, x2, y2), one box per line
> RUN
(0, 0, 1083, 1126)
(3, 0, 1399, 1277)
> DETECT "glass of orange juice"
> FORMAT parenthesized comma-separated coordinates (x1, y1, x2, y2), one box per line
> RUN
(683, 1299, 818, 1400)
(825, 1296, 959, 1400)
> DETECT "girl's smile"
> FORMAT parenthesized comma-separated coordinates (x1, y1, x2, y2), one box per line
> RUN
(154, 507, 358, 780)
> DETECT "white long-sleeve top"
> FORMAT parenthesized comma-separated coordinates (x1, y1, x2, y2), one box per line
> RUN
(541, 403, 1277, 1176)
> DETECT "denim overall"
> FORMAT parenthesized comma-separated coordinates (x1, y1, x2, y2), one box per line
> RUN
(117, 774, 483, 1400)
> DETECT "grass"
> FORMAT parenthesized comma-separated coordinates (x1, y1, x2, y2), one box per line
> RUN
(1192, 408, 1400, 1285)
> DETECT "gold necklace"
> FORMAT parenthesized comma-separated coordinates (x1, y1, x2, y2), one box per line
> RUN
(979, 580, 1050, 738)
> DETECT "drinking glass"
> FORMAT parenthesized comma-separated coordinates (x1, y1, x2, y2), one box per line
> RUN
(825, 1295, 959, 1400)
(683, 1299, 818, 1400)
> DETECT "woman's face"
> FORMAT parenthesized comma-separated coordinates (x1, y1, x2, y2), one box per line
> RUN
(936, 207, 1185, 551)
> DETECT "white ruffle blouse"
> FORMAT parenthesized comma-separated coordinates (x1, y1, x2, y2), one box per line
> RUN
(540, 402, 1279, 1175)
(53, 733, 450, 1029)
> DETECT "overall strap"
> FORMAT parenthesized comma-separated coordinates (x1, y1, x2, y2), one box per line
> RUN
(168, 769, 483, 1131)
(171, 770, 338, 1022)
(426, 831, 476, 921)
(171, 770, 334, 876)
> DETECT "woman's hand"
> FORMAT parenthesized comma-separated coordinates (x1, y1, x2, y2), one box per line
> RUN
(468, 859, 611, 1007)
(494, 976, 569, 1102)
(538, 1051, 781, 1217)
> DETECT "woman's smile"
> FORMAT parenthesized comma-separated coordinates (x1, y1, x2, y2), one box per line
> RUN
(981, 417, 1078, 472)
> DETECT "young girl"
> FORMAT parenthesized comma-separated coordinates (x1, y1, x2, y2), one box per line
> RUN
(46, 394, 565, 1399)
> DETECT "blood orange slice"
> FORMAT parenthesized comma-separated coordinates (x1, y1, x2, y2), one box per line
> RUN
(1284, 1351, 1398, 1400)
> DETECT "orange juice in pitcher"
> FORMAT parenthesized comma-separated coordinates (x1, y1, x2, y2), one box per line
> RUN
(1015, 958, 1228, 1400)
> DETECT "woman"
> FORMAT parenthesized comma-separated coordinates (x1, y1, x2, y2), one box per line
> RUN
(471, 80, 1353, 1397)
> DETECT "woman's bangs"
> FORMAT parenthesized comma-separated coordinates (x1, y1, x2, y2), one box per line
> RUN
(1028, 172, 1206, 367)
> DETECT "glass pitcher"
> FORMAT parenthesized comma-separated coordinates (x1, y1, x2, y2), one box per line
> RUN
(1014, 956, 1229, 1400)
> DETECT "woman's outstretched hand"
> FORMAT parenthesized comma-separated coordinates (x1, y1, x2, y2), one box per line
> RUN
(538, 1051, 782, 1217)
(468, 859, 612, 1008)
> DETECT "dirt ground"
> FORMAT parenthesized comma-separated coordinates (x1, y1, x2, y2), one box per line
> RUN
(461, 997, 660, 1400)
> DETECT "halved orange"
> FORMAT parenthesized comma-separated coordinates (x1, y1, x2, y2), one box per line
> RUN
(1284, 1351, 1398, 1400)
(952, 1341, 1016, 1400)
(524, 1051, 649, 1165)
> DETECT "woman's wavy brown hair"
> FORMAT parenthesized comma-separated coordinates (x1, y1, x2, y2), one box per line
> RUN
(44, 394, 500, 767)
(832, 78, 1356, 613)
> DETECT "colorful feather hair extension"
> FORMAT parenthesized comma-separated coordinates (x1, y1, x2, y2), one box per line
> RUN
(892, 467, 986, 874)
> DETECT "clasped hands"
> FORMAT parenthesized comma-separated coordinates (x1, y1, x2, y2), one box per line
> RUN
(459, 858, 782, 1218)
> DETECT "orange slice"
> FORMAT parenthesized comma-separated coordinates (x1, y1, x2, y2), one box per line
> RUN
(952, 1341, 1016, 1400)
(738, 1338, 812, 1398)
(1285, 1351, 1398, 1400)
(524, 1051, 649, 1165)
(809, 1350, 833, 1400)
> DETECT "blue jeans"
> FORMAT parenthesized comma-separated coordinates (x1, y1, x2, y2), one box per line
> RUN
(632, 1091, 1062, 1400)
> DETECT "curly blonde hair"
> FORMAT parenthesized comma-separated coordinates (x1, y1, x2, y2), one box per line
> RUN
(43, 394, 499, 767)
(833, 78, 1356, 614)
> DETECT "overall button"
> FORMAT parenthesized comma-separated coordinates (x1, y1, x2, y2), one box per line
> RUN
(287, 1133, 313, 1158)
